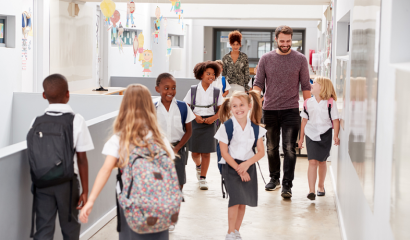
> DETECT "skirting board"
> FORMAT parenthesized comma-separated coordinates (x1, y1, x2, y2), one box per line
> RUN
(80, 207, 117, 240)
(329, 166, 348, 240)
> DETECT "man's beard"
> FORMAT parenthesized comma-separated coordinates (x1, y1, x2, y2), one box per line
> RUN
(278, 45, 291, 53)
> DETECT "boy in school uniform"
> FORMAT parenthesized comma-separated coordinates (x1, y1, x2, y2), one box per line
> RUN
(28, 74, 94, 240)
(155, 73, 195, 194)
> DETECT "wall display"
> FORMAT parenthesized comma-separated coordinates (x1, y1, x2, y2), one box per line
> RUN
(127, 1, 136, 28)
(22, 11, 32, 39)
(166, 37, 172, 61)
(152, 7, 162, 44)
(170, 0, 183, 28)
(0, 21, 4, 42)
(163, 17, 168, 36)
(346, 0, 380, 210)
(108, 10, 120, 45)
(133, 35, 139, 64)
(100, 0, 116, 24)
(117, 23, 124, 53)
(141, 49, 153, 77)
(137, 32, 145, 62)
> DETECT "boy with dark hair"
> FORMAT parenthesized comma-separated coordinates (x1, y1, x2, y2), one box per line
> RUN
(28, 74, 94, 240)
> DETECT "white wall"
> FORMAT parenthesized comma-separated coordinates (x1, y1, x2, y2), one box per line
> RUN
(0, 0, 22, 148)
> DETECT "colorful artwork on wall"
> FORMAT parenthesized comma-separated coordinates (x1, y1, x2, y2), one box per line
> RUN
(0, 23, 3, 39)
(166, 37, 172, 61)
(127, 0, 136, 28)
(141, 49, 153, 77)
(138, 32, 145, 62)
(133, 35, 139, 64)
(100, 0, 116, 24)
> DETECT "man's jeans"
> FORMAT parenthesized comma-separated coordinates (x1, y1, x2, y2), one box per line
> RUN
(263, 108, 300, 188)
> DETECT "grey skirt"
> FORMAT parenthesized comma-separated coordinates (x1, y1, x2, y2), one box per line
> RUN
(223, 160, 258, 208)
(119, 207, 169, 240)
(172, 142, 187, 185)
(189, 115, 217, 153)
(306, 128, 332, 162)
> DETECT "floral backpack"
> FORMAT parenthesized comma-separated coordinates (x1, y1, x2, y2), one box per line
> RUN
(116, 139, 182, 234)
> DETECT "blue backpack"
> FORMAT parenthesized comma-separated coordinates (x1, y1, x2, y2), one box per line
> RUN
(222, 76, 227, 93)
(216, 119, 266, 198)
(155, 100, 188, 131)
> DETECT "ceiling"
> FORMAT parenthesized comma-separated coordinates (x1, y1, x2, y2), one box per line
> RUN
(79, 0, 330, 5)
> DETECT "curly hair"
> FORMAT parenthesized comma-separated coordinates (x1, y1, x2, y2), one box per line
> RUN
(228, 30, 242, 45)
(193, 61, 221, 80)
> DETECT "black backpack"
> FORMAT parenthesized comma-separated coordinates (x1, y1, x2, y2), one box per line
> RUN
(27, 112, 76, 237)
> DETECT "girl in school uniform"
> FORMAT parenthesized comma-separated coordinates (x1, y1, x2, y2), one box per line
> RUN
(214, 91, 266, 240)
(183, 61, 224, 190)
(79, 84, 175, 240)
(298, 77, 340, 201)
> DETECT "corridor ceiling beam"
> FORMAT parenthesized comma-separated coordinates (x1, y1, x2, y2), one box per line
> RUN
(79, 0, 330, 5)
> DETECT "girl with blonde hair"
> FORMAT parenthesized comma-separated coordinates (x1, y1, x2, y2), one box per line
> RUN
(79, 84, 175, 240)
(214, 90, 267, 240)
(298, 77, 340, 201)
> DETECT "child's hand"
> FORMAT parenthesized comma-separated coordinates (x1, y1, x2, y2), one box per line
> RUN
(334, 137, 340, 146)
(79, 201, 94, 223)
(204, 117, 215, 125)
(240, 172, 251, 182)
(173, 146, 180, 154)
(195, 115, 203, 124)
(298, 138, 304, 149)
(76, 192, 88, 210)
(236, 162, 250, 175)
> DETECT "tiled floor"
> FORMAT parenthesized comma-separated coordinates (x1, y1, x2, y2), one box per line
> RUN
(90, 152, 341, 240)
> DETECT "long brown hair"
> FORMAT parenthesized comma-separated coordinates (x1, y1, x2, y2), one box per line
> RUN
(219, 90, 263, 126)
(113, 84, 171, 168)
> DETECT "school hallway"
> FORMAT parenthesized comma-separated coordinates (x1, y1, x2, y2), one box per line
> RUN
(90, 152, 342, 240)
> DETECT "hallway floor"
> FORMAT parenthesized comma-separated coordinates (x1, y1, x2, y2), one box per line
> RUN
(90, 153, 342, 240)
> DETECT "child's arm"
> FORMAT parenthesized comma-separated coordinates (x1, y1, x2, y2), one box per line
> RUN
(204, 106, 220, 124)
(186, 104, 204, 124)
(236, 137, 265, 175)
(222, 90, 229, 97)
(173, 122, 192, 153)
(333, 119, 340, 146)
(220, 141, 240, 170)
(76, 152, 89, 210)
(298, 118, 308, 149)
(79, 155, 117, 223)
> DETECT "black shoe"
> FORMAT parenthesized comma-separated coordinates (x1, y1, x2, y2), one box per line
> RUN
(281, 183, 292, 198)
(307, 192, 316, 200)
(265, 178, 280, 191)
(317, 188, 325, 197)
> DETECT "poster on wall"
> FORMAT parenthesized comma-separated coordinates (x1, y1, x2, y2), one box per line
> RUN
(141, 50, 153, 77)
(0, 23, 3, 39)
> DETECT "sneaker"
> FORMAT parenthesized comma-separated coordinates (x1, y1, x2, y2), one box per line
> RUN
(265, 178, 280, 191)
(169, 224, 175, 231)
(199, 179, 208, 190)
(225, 232, 236, 240)
(196, 166, 201, 180)
(281, 183, 292, 198)
(234, 230, 242, 240)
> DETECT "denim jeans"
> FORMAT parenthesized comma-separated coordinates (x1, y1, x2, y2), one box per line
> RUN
(263, 108, 300, 188)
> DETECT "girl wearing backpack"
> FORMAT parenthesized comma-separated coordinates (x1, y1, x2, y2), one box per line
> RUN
(183, 61, 224, 190)
(298, 77, 340, 201)
(214, 91, 266, 240)
(79, 84, 180, 240)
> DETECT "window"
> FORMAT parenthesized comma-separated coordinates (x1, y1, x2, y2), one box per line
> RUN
(169, 34, 183, 48)
(213, 28, 305, 67)
(111, 28, 142, 47)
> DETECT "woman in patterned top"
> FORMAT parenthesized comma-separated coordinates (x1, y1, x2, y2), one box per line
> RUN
(222, 31, 250, 97)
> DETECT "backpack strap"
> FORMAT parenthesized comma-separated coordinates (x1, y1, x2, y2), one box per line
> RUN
(303, 98, 310, 120)
(213, 87, 221, 114)
(221, 119, 233, 199)
(250, 122, 266, 185)
(30, 185, 37, 238)
(176, 100, 188, 132)
(225, 119, 234, 144)
(116, 168, 123, 232)
(190, 85, 198, 111)
(327, 98, 334, 128)
(222, 76, 226, 93)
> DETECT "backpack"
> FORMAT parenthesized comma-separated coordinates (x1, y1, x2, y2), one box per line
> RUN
(155, 100, 188, 131)
(116, 140, 182, 234)
(27, 112, 76, 237)
(216, 119, 266, 198)
(222, 76, 227, 93)
(190, 85, 220, 114)
(303, 97, 334, 129)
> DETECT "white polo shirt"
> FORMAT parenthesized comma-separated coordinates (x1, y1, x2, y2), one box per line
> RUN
(212, 76, 231, 93)
(183, 83, 224, 116)
(102, 132, 175, 160)
(214, 116, 267, 164)
(30, 104, 94, 175)
(300, 98, 340, 141)
(155, 98, 195, 144)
